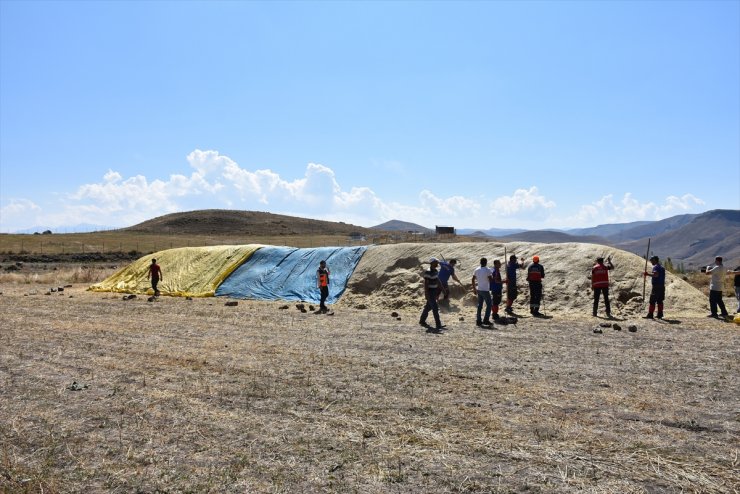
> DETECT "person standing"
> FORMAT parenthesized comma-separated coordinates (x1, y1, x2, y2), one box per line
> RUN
(729, 265, 740, 314)
(419, 258, 444, 331)
(591, 256, 614, 318)
(490, 259, 504, 321)
(705, 256, 729, 319)
(438, 258, 463, 303)
(504, 254, 525, 315)
(147, 258, 163, 296)
(643, 256, 665, 319)
(526, 256, 545, 317)
(316, 260, 331, 313)
(472, 258, 493, 327)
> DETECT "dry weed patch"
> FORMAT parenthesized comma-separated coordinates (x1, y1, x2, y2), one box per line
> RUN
(0, 284, 738, 493)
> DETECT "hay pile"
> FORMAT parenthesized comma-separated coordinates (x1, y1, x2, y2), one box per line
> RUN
(339, 242, 707, 316)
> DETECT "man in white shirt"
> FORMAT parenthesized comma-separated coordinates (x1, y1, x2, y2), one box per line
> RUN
(705, 256, 729, 319)
(472, 258, 493, 327)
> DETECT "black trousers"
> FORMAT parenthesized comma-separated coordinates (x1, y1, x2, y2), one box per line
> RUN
(319, 286, 329, 311)
(709, 290, 728, 316)
(593, 287, 611, 315)
(529, 282, 542, 312)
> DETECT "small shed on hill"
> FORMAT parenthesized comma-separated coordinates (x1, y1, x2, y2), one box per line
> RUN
(436, 225, 455, 235)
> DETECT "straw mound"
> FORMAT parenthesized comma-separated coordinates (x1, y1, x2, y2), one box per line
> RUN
(340, 242, 707, 316)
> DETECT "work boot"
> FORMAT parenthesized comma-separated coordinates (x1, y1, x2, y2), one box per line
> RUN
(482, 319, 492, 326)
(476, 320, 483, 327)
(493, 313, 500, 321)
(505, 307, 513, 315)
(606, 312, 612, 319)
(657, 312, 663, 319)
(643, 313, 654, 319)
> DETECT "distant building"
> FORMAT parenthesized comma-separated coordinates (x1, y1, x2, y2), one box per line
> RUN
(435, 226, 455, 235)
(348, 232, 366, 241)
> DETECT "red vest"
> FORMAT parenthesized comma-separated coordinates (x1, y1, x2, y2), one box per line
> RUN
(527, 264, 544, 282)
(318, 269, 329, 287)
(591, 264, 609, 288)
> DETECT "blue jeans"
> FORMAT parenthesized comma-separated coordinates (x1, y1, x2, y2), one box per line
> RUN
(477, 290, 492, 323)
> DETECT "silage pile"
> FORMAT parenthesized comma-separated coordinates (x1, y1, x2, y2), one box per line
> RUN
(339, 242, 707, 317)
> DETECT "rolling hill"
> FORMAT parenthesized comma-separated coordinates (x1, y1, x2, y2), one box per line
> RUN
(123, 210, 377, 236)
(370, 220, 432, 233)
(616, 209, 740, 267)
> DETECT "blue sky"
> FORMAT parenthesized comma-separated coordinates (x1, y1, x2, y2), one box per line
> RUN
(1, 0, 738, 232)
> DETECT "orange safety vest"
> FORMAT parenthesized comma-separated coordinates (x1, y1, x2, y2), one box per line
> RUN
(318, 269, 329, 287)
(591, 264, 610, 288)
(527, 264, 544, 282)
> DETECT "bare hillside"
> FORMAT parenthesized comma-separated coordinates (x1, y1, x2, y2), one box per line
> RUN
(123, 209, 376, 236)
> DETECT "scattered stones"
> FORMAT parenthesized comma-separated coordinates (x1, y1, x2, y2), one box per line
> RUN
(459, 316, 465, 321)
(599, 322, 612, 328)
(64, 284, 73, 288)
(309, 305, 315, 311)
(45, 292, 51, 296)
(122, 294, 136, 300)
(300, 308, 307, 313)
(50, 288, 57, 292)
(66, 381, 88, 391)
(186, 297, 193, 301)
(612, 324, 622, 331)
(225, 301, 238, 307)
(391, 311, 399, 318)
(278, 305, 289, 310)
(593, 327, 603, 334)
(396, 317, 401, 321)
(628, 325, 638, 332)
(295, 303, 305, 310)
(356, 304, 367, 310)
(57, 287, 64, 292)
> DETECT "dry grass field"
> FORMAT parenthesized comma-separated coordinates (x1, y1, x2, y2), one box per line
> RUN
(1, 276, 738, 493)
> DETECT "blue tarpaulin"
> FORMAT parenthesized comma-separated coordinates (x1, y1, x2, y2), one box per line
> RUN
(215, 246, 367, 304)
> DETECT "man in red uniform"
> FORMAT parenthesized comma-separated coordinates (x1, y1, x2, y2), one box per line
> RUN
(526, 256, 545, 317)
(591, 256, 614, 318)
(147, 258, 163, 296)
(316, 260, 330, 313)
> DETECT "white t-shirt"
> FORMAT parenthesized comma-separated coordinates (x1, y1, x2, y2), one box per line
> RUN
(473, 266, 492, 291)
(707, 263, 724, 291)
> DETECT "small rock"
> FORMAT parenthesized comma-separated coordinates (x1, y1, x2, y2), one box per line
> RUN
(459, 316, 465, 321)
(309, 305, 315, 311)
(300, 308, 307, 313)
(296, 303, 305, 310)
(628, 325, 637, 332)
(186, 297, 193, 301)
(148, 296, 155, 302)
(396, 317, 401, 321)
(69, 295, 73, 298)
(278, 305, 289, 310)
(57, 287, 64, 292)
(612, 324, 622, 331)
(45, 292, 51, 296)
(64, 284, 73, 288)
(356, 304, 367, 310)
(391, 311, 399, 318)
(50, 288, 57, 292)
(599, 322, 612, 328)
(593, 327, 603, 334)
(225, 301, 238, 307)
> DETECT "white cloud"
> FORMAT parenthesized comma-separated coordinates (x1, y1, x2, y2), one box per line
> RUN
(0, 199, 43, 231)
(571, 193, 705, 225)
(489, 187, 556, 217)
(0, 149, 711, 233)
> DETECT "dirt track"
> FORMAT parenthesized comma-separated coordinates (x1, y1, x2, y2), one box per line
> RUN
(1, 284, 738, 493)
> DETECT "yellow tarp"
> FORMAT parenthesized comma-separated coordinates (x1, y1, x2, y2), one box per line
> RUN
(89, 245, 262, 297)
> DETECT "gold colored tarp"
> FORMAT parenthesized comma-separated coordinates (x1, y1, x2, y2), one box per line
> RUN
(89, 245, 262, 297)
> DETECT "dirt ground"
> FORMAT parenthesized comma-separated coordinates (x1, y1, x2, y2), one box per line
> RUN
(1, 282, 738, 493)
